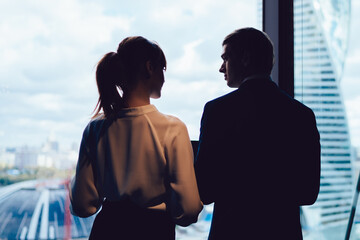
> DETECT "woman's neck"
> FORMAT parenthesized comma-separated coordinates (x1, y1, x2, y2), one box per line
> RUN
(123, 84, 150, 108)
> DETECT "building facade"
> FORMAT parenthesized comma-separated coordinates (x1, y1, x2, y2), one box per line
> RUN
(294, 0, 354, 227)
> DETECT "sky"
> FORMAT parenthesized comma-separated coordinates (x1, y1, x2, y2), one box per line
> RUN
(0, 0, 360, 151)
(342, 1, 360, 150)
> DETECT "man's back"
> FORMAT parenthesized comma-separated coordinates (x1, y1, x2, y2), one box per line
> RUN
(195, 77, 320, 239)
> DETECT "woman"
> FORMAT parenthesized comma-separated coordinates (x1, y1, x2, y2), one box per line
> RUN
(70, 36, 203, 239)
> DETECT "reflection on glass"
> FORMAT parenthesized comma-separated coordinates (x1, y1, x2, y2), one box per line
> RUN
(294, 0, 356, 239)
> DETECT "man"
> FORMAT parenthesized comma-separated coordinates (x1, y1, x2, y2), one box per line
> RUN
(195, 28, 320, 239)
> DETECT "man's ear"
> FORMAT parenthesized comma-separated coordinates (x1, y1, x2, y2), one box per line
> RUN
(145, 60, 153, 79)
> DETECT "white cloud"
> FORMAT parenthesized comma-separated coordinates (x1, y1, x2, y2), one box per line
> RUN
(150, 5, 189, 25)
(171, 39, 207, 75)
(159, 78, 229, 108)
(27, 93, 63, 112)
(0, 0, 135, 147)
(0, 0, 259, 148)
(149, 0, 215, 25)
(0, 0, 133, 46)
(153, 77, 231, 139)
(0, 0, 357, 152)
(148, 0, 257, 28)
(0, 0, 133, 80)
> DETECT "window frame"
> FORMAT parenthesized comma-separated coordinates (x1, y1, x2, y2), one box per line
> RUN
(263, 0, 294, 97)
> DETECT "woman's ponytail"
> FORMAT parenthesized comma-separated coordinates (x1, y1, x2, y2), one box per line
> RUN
(92, 36, 167, 119)
(93, 52, 123, 118)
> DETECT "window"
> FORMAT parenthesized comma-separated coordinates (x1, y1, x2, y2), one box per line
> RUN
(0, 1, 260, 239)
(293, 0, 360, 239)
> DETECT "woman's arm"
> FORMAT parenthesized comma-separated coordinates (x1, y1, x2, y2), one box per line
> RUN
(165, 120, 203, 227)
(69, 125, 102, 218)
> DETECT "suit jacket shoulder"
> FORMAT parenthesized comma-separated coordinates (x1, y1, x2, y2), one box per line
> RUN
(204, 89, 239, 111)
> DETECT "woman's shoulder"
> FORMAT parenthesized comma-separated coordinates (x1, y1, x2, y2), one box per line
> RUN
(154, 111, 185, 127)
(90, 113, 106, 122)
(86, 114, 106, 128)
(147, 110, 188, 137)
(81, 114, 110, 138)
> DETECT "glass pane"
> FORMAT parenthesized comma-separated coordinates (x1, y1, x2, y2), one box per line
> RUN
(0, 1, 260, 239)
(293, 0, 360, 239)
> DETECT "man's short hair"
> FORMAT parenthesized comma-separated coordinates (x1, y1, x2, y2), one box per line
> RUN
(223, 28, 274, 75)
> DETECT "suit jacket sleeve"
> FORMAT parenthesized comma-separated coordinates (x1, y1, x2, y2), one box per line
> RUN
(195, 102, 224, 204)
(292, 107, 321, 205)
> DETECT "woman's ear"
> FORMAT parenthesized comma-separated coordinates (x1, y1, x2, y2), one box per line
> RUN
(145, 60, 153, 79)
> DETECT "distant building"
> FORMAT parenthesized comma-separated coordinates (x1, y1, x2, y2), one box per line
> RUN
(355, 147, 360, 162)
(0, 148, 15, 168)
(294, 0, 353, 227)
(15, 146, 39, 169)
(258, 0, 353, 229)
(42, 135, 59, 153)
(0, 135, 79, 170)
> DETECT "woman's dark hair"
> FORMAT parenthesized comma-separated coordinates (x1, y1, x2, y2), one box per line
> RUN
(223, 27, 274, 75)
(93, 36, 167, 118)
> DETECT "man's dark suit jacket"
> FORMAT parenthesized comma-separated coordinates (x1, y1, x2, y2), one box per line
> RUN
(195, 77, 320, 240)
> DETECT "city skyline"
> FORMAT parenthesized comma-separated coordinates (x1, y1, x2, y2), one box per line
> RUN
(1, 1, 360, 239)
(1, 1, 360, 151)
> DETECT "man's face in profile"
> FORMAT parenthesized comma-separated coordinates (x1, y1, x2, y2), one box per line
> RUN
(219, 44, 242, 88)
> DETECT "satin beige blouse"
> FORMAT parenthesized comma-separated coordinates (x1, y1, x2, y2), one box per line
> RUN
(70, 104, 202, 226)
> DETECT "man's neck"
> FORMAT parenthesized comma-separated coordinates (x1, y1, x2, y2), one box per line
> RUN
(241, 74, 270, 86)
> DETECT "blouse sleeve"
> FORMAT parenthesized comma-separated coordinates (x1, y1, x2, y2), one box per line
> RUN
(165, 120, 203, 227)
(69, 124, 102, 218)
